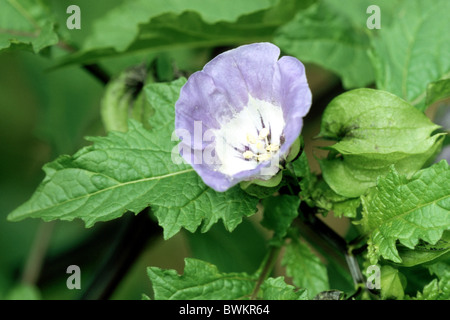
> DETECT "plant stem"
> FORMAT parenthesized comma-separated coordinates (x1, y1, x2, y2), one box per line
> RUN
(21, 221, 55, 285)
(250, 245, 281, 300)
(55, 40, 111, 84)
(298, 205, 366, 289)
(82, 64, 111, 85)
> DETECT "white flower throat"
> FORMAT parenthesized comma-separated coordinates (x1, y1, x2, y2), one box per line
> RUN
(242, 128, 280, 162)
(212, 95, 285, 177)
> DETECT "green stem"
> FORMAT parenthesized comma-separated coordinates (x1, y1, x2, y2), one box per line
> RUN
(250, 245, 281, 300)
(53, 40, 111, 84)
(21, 221, 55, 285)
(297, 205, 366, 291)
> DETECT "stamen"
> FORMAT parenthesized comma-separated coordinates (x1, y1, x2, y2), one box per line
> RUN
(266, 144, 280, 152)
(243, 150, 254, 159)
(246, 133, 257, 144)
(258, 127, 270, 140)
(256, 141, 265, 151)
(257, 153, 272, 162)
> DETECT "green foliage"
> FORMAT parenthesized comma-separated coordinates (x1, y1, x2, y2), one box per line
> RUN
(319, 88, 443, 197)
(186, 219, 267, 274)
(261, 195, 300, 243)
(409, 262, 450, 300)
(240, 171, 284, 198)
(426, 79, 450, 109)
(290, 152, 360, 218)
(380, 265, 406, 300)
(275, 0, 378, 88)
(56, 0, 312, 67)
(361, 161, 450, 264)
(282, 238, 329, 299)
(370, 0, 450, 109)
(395, 232, 450, 267)
(260, 277, 308, 300)
(0, 0, 58, 53)
(147, 258, 305, 300)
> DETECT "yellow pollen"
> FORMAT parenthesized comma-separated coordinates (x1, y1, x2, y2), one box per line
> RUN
(257, 153, 272, 162)
(243, 150, 254, 159)
(256, 141, 265, 151)
(246, 133, 257, 144)
(266, 144, 280, 152)
(258, 128, 270, 140)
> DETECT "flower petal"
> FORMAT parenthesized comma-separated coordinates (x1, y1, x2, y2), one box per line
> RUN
(202, 42, 281, 119)
(275, 56, 312, 154)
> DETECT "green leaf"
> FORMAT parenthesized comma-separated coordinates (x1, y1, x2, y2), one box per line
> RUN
(412, 279, 439, 300)
(331, 198, 361, 219)
(290, 151, 314, 203)
(370, 0, 450, 109)
(380, 265, 406, 300)
(307, 179, 360, 219)
(260, 277, 308, 300)
(84, 0, 275, 50)
(285, 137, 301, 163)
(282, 238, 329, 299)
(426, 79, 450, 109)
(148, 258, 256, 300)
(395, 231, 450, 267)
(411, 262, 450, 300)
(428, 261, 450, 279)
(361, 161, 450, 264)
(261, 195, 300, 242)
(275, 0, 377, 88)
(436, 273, 450, 300)
(0, 0, 58, 53)
(290, 153, 360, 218)
(186, 219, 267, 274)
(147, 258, 304, 300)
(240, 171, 284, 199)
(7, 78, 258, 239)
(275, 0, 401, 89)
(319, 88, 444, 198)
(55, 0, 310, 67)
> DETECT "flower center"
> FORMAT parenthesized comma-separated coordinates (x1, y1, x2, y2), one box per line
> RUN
(242, 129, 280, 163)
(211, 95, 285, 177)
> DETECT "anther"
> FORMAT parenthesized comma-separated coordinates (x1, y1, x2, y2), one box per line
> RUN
(258, 128, 270, 140)
(246, 133, 256, 144)
(243, 150, 254, 159)
(256, 141, 265, 151)
(257, 153, 272, 162)
(266, 144, 280, 152)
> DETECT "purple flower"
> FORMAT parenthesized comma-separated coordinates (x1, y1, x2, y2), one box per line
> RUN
(175, 42, 312, 192)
